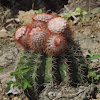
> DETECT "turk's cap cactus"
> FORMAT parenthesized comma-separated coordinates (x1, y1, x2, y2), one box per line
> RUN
(32, 13, 54, 22)
(47, 17, 68, 34)
(32, 13, 54, 28)
(14, 13, 73, 55)
(31, 20, 47, 28)
(45, 34, 67, 56)
(27, 26, 50, 52)
(14, 25, 32, 49)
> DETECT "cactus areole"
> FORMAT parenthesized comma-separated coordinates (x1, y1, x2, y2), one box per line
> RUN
(14, 13, 73, 55)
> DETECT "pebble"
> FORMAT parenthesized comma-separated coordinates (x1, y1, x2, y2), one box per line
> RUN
(48, 92, 56, 99)
(0, 28, 8, 38)
(3, 97, 9, 100)
(0, 84, 2, 92)
(12, 97, 21, 100)
(96, 93, 100, 99)
(0, 50, 2, 56)
(91, 7, 100, 14)
(23, 98, 29, 100)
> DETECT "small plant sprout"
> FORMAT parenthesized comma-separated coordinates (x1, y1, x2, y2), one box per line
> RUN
(75, 7, 88, 22)
(87, 50, 100, 84)
(61, 7, 88, 24)
(34, 9, 43, 14)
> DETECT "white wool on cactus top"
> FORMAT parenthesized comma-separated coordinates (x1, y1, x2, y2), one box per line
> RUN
(33, 14, 53, 22)
(47, 17, 68, 34)
(15, 26, 27, 40)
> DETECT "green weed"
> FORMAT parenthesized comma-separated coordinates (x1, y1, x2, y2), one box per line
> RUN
(61, 7, 88, 23)
(87, 50, 100, 84)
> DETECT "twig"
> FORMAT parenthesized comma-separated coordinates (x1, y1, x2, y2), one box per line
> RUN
(53, 85, 92, 100)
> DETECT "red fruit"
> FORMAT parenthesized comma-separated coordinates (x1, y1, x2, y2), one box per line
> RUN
(45, 34, 67, 56)
(14, 25, 32, 49)
(27, 27, 50, 52)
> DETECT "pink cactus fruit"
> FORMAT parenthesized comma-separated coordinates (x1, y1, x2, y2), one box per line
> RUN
(32, 14, 53, 28)
(45, 34, 66, 56)
(14, 25, 32, 49)
(27, 26, 50, 52)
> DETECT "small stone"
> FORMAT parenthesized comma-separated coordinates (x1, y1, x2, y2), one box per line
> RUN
(18, 10, 35, 25)
(39, 96, 49, 100)
(10, 38, 14, 41)
(0, 61, 7, 67)
(3, 97, 9, 100)
(6, 18, 20, 24)
(0, 50, 2, 56)
(91, 7, 100, 14)
(82, 27, 92, 35)
(79, 86, 84, 89)
(78, 88, 83, 92)
(6, 52, 13, 60)
(48, 92, 56, 99)
(96, 93, 100, 99)
(0, 84, 2, 92)
(12, 97, 21, 100)
(0, 28, 8, 38)
(56, 92, 62, 98)
(19, 94, 26, 99)
(24, 98, 29, 100)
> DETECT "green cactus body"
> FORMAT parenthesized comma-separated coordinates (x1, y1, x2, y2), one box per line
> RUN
(12, 46, 88, 100)
(59, 57, 69, 82)
(35, 53, 46, 91)
(14, 51, 46, 99)
(44, 56, 53, 83)
(50, 54, 70, 84)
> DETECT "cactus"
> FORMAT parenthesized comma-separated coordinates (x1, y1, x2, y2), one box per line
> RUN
(33, 13, 53, 22)
(45, 34, 66, 56)
(32, 14, 53, 27)
(47, 17, 68, 34)
(13, 13, 88, 99)
(14, 25, 32, 50)
(27, 26, 50, 52)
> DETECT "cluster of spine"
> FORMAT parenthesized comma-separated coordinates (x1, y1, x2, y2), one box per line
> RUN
(14, 13, 73, 56)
